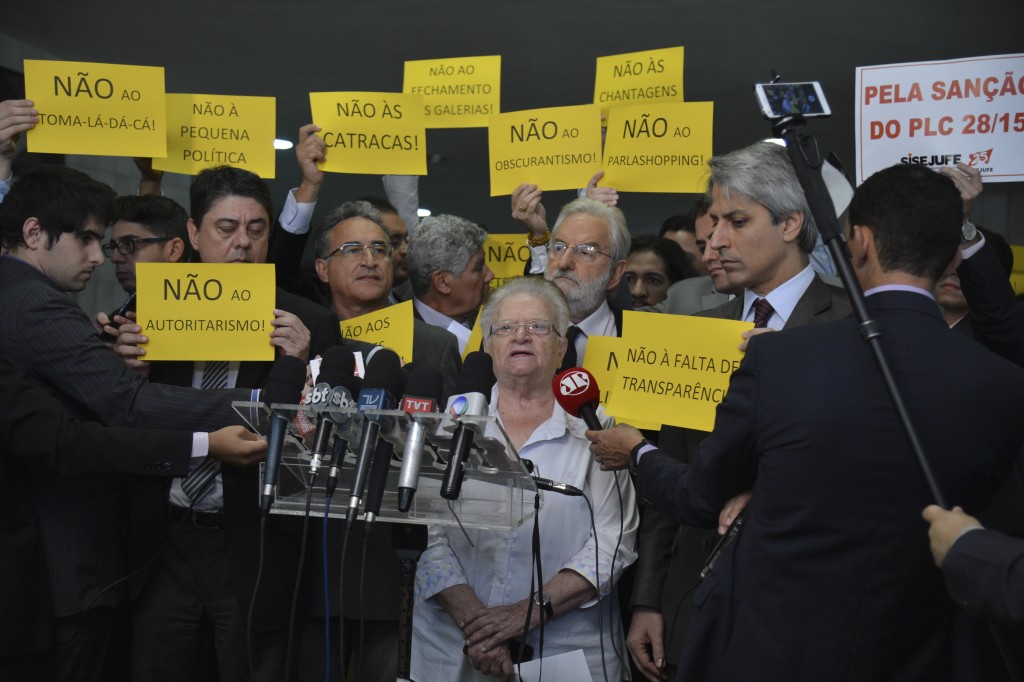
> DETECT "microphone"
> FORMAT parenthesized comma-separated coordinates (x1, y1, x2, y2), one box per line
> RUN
(440, 352, 495, 501)
(306, 348, 358, 475)
(552, 367, 603, 431)
(260, 355, 308, 515)
(363, 438, 394, 526)
(521, 458, 584, 497)
(347, 348, 405, 529)
(397, 366, 444, 512)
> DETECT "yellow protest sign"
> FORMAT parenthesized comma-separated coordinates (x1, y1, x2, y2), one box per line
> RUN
(152, 94, 276, 178)
(582, 335, 660, 430)
(309, 92, 426, 175)
(602, 101, 714, 193)
(404, 56, 501, 128)
(593, 47, 684, 119)
(24, 59, 166, 157)
(135, 263, 276, 361)
(339, 300, 415, 363)
(605, 311, 752, 431)
(484, 234, 532, 291)
(1011, 245, 1024, 296)
(488, 104, 602, 196)
(463, 316, 484, 361)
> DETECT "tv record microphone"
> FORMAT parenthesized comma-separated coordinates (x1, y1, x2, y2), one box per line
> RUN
(307, 347, 358, 475)
(552, 367, 603, 431)
(397, 366, 444, 512)
(347, 348, 405, 529)
(260, 355, 308, 515)
(440, 352, 495, 501)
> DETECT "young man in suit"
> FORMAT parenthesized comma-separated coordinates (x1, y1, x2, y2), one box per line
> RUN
(590, 163, 1024, 680)
(0, 166, 269, 681)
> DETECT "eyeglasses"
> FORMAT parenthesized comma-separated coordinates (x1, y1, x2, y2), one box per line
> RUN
(324, 241, 392, 260)
(102, 236, 172, 256)
(489, 320, 559, 337)
(547, 240, 611, 263)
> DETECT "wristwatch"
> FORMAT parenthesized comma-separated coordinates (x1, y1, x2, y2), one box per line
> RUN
(629, 438, 651, 474)
(962, 219, 978, 242)
(532, 591, 554, 621)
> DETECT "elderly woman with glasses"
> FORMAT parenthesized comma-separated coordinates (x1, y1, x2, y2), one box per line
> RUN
(411, 276, 638, 681)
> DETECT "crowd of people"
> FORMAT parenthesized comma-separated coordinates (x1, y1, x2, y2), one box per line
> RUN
(2, 92, 1024, 682)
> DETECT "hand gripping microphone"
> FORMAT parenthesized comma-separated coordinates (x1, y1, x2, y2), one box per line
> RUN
(396, 366, 444, 512)
(260, 355, 308, 515)
(440, 352, 496, 501)
(347, 348, 405, 529)
(552, 367, 603, 431)
(307, 347, 358, 476)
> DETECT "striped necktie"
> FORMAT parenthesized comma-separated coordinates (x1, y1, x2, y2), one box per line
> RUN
(180, 361, 229, 506)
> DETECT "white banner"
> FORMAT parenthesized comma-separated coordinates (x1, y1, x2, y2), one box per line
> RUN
(855, 53, 1024, 184)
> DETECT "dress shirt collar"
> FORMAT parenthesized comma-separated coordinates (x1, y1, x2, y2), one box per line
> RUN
(742, 264, 815, 330)
(863, 284, 936, 300)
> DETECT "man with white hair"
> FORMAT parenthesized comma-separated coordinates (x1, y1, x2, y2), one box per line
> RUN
(540, 197, 630, 369)
(406, 214, 494, 354)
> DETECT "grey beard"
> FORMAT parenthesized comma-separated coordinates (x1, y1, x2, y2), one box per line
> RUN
(549, 268, 611, 320)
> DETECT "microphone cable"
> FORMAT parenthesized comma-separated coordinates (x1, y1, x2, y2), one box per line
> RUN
(581, 491, 610, 682)
(283, 466, 319, 681)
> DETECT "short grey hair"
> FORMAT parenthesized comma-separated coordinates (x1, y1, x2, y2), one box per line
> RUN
(406, 214, 488, 298)
(314, 200, 390, 259)
(551, 197, 631, 262)
(480, 276, 570, 340)
(706, 141, 818, 253)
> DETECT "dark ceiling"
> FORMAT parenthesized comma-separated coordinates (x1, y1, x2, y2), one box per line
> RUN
(4, 0, 1023, 236)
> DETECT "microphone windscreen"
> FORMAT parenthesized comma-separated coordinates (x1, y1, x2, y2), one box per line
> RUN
(403, 365, 444, 405)
(455, 351, 495, 396)
(265, 355, 308, 405)
(318, 347, 358, 391)
(362, 348, 406, 397)
(552, 367, 601, 419)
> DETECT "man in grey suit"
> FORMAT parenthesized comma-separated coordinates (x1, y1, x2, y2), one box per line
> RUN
(626, 141, 851, 681)
(0, 165, 267, 681)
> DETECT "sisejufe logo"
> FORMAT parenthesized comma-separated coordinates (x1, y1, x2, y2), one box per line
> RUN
(558, 370, 591, 396)
(899, 153, 962, 167)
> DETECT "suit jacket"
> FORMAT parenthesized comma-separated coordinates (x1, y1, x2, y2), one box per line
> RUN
(654, 275, 731, 315)
(0, 353, 193, 657)
(631, 274, 851, 664)
(943, 528, 1024, 625)
(0, 255, 251, 623)
(636, 290, 1024, 681)
(957, 242, 1024, 367)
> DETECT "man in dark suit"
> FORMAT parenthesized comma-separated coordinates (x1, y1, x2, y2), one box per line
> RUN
(311, 200, 461, 399)
(0, 165, 268, 682)
(589, 163, 1024, 680)
(306, 198, 460, 681)
(113, 165, 343, 682)
(0, 351, 268, 679)
(626, 141, 850, 680)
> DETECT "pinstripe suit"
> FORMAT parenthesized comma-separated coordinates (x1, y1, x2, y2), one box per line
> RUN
(0, 254, 252, 673)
